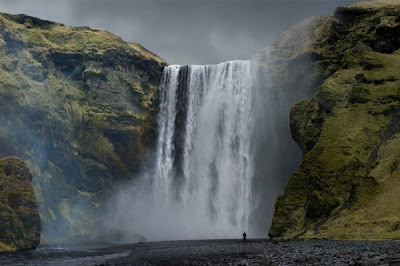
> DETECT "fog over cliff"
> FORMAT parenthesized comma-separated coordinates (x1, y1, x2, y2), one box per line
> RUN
(0, 0, 364, 65)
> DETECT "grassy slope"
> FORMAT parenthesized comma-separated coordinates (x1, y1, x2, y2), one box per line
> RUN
(269, 0, 400, 239)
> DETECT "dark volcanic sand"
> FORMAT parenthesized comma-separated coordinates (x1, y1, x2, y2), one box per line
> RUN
(1, 240, 400, 265)
(103, 239, 400, 266)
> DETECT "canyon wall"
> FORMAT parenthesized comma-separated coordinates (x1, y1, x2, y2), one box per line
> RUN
(0, 13, 166, 241)
(268, 0, 400, 240)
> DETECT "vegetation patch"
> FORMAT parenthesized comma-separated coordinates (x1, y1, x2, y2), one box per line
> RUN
(0, 11, 166, 241)
(269, 1, 400, 240)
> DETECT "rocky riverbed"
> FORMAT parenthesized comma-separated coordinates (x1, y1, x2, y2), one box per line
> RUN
(2, 240, 400, 265)
(104, 239, 400, 265)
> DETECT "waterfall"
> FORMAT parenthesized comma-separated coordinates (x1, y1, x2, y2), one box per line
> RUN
(153, 60, 255, 238)
(104, 51, 309, 241)
(104, 60, 270, 241)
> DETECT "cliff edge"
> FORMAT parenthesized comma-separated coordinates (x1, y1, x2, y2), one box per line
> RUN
(0, 13, 166, 241)
(269, 0, 400, 240)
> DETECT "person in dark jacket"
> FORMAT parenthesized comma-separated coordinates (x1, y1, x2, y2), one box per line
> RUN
(242, 231, 247, 242)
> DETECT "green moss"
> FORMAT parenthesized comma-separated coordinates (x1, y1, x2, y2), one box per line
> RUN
(0, 11, 166, 241)
(0, 157, 41, 251)
(0, 241, 15, 252)
(390, 160, 399, 174)
(82, 63, 106, 80)
(0, 37, 6, 47)
(76, 88, 86, 100)
(269, 1, 400, 240)
(128, 43, 166, 64)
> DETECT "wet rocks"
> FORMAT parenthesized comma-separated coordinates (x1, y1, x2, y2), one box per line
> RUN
(361, 258, 379, 266)
(99, 239, 400, 266)
(2, 239, 400, 265)
(389, 258, 400, 266)
(260, 256, 278, 266)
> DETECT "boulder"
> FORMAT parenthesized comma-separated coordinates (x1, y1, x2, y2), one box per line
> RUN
(0, 157, 41, 252)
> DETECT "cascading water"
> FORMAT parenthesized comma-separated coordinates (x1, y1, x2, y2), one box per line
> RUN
(104, 59, 291, 241)
(153, 61, 255, 238)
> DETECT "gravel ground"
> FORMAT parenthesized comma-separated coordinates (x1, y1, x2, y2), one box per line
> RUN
(100, 239, 400, 266)
(2, 239, 400, 265)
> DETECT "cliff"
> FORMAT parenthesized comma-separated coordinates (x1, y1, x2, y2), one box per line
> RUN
(0, 157, 41, 252)
(0, 13, 166, 241)
(268, 0, 400, 240)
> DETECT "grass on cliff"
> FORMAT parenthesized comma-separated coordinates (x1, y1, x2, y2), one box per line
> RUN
(351, 0, 400, 9)
(0, 241, 15, 252)
(1, 12, 167, 62)
(23, 24, 128, 54)
(302, 134, 400, 240)
(296, 48, 400, 239)
(0, 11, 165, 242)
(271, 31, 400, 239)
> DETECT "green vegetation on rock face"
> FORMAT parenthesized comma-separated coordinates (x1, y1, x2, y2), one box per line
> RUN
(0, 13, 166, 241)
(0, 157, 41, 252)
(269, 0, 400, 240)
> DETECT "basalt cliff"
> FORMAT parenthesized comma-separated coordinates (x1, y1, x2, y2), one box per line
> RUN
(0, 13, 166, 242)
(265, 0, 400, 240)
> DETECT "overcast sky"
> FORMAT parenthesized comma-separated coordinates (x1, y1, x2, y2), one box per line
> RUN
(0, 0, 366, 65)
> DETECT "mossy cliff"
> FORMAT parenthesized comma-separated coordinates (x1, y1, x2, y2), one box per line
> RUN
(0, 13, 166, 241)
(268, 0, 400, 240)
(0, 157, 41, 252)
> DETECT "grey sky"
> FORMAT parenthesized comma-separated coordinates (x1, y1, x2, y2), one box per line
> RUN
(0, 0, 365, 65)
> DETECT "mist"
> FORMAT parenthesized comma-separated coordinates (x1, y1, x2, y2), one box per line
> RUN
(102, 42, 320, 241)
(103, 61, 257, 241)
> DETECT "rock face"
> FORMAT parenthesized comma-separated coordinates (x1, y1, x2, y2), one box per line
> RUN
(251, 16, 327, 232)
(0, 13, 166, 241)
(269, 0, 400, 240)
(0, 157, 41, 252)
